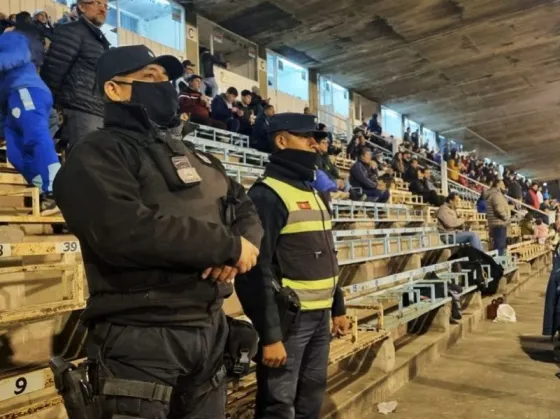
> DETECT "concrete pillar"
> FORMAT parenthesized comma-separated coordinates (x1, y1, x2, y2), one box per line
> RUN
(185, 12, 199, 69)
(257, 48, 268, 100)
(441, 161, 449, 196)
(308, 69, 318, 115)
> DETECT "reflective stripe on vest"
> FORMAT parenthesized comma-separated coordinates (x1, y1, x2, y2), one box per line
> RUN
(262, 177, 336, 310)
(262, 177, 332, 234)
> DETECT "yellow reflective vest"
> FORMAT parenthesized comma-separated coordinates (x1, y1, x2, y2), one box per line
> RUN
(261, 177, 339, 310)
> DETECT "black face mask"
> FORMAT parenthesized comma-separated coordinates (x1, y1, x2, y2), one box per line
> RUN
(118, 81, 178, 126)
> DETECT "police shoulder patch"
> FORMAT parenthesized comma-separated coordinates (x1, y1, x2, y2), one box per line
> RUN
(11, 107, 21, 119)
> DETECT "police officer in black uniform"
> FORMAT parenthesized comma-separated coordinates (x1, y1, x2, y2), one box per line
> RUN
(53, 45, 263, 419)
(235, 113, 350, 419)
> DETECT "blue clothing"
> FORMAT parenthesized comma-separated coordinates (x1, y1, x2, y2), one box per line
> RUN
(543, 246, 560, 336)
(455, 231, 483, 251)
(477, 198, 487, 213)
(490, 226, 507, 256)
(313, 169, 338, 193)
(4, 87, 61, 193)
(1, 32, 60, 193)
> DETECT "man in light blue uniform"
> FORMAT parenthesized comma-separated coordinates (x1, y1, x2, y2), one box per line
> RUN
(0, 29, 60, 214)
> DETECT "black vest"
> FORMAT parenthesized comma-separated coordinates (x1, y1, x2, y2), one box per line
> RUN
(82, 116, 234, 327)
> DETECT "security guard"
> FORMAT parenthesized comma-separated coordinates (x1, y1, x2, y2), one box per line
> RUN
(53, 45, 263, 418)
(235, 113, 350, 419)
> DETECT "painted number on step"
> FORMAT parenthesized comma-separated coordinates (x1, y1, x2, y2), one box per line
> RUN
(0, 244, 12, 257)
(57, 241, 80, 254)
(0, 369, 45, 402)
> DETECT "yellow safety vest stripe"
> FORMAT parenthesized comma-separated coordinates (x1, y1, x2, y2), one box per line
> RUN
(283, 277, 338, 290)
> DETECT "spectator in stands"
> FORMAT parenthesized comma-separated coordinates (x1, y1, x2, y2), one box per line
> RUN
(316, 135, 360, 199)
(250, 86, 268, 116)
(237, 89, 256, 136)
(15, 11, 33, 25)
(368, 113, 382, 136)
(391, 152, 405, 176)
(12, 21, 46, 68)
(447, 150, 460, 182)
(251, 104, 275, 153)
(437, 193, 483, 251)
(520, 212, 534, 238)
(349, 148, 390, 203)
(317, 122, 334, 146)
(211, 86, 241, 133)
(484, 179, 510, 256)
(527, 183, 540, 209)
(0, 30, 61, 214)
(403, 127, 411, 142)
(303, 106, 311, 115)
(534, 218, 548, 244)
(413, 168, 442, 206)
(174, 60, 196, 93)
(178, 75, 224, 129)
(507, 174, 522, 201)
(403, 157, 419, 183)
(476, 193, 487, 213)
(200, 46, 227, 98)
(56, 3, 79, 25)
(347, 129, 367, 160)
(41, 0, 110, 150)
(537, 184, 544, 207)
(411, 129, 420, 147)
(33, 10, 54, 39)
(372, 149, 386, 170)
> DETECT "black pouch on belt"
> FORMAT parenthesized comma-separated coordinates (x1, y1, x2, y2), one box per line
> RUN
(272, 279, 301, 339)
(224, 316, 259, 378)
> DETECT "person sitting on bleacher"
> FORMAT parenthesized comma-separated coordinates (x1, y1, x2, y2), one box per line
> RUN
(236, 89, 256, 136)
(346, 129, 367, 160)
(437, 193, 483, 251)
(210, 86, 241, 133)
(349, 148, 390, 203)
(316, 134, 363, 200)
(251, 104, 275, 153)
(391, 152, 405, 176)
(409, 168, 443, 206)
(403, 157, 419, 182)
(178, 75, 225, 130)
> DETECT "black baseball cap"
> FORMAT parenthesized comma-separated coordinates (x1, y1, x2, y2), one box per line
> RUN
(182, 59, 195, 67)
(187, 74, 202, 82)
(96, 45, 184, 94)
(267, 113, 322, 136)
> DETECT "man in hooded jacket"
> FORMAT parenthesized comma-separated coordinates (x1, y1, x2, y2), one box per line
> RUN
(0, 30, 60, 214)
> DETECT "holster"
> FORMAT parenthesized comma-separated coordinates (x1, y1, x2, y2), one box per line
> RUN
(50, 357, 100, 419)
(275, 285, 301, 339)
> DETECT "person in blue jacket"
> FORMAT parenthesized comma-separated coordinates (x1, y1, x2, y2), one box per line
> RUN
(0, 30, 60, 214)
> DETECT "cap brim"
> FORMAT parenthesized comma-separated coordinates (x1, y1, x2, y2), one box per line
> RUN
(313, 131, 329, 140)
(152, 55, 184, 81)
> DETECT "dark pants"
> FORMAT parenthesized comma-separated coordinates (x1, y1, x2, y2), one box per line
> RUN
(491, 226, 507, 256)
(87, 312, 228, 419)
(364, 188, 390, 203)
(61, 109, 103, 149)
(255, 310, 330, 419)
(190, 114, 227, 130)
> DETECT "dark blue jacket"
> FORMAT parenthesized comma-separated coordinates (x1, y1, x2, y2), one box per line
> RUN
(543, 246, 560, 336)
(211, 94, 233, 122)
(350, 160, 378, 190)
(251, 113, 270, 152)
